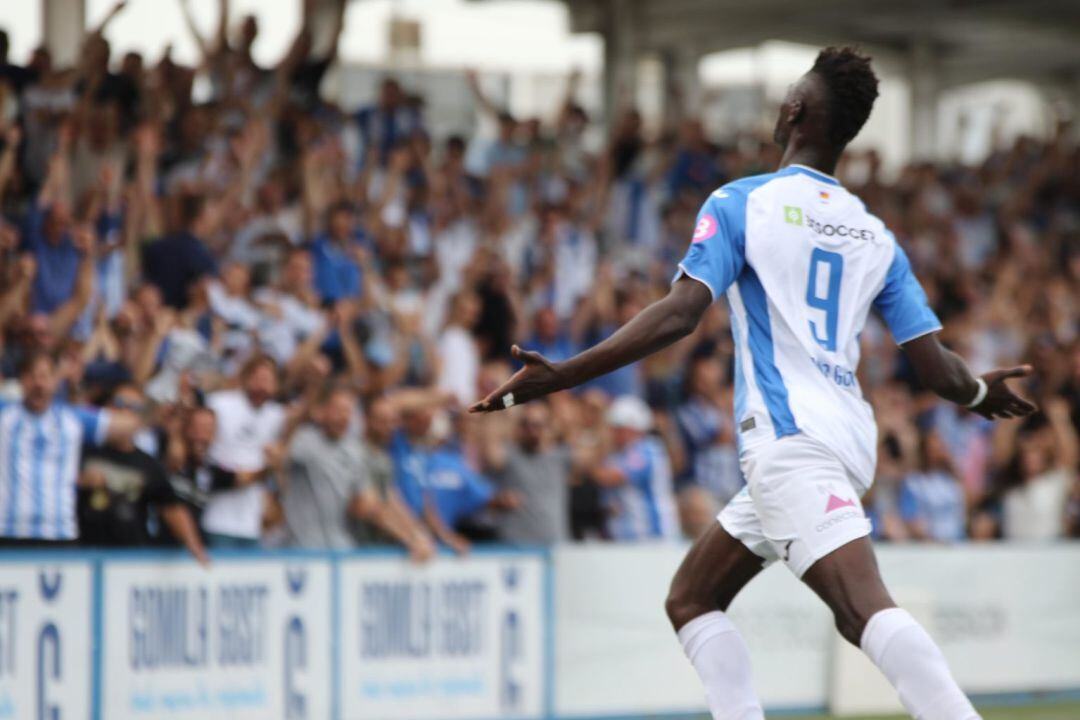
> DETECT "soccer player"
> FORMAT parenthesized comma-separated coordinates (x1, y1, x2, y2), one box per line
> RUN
(470, 47, 1035, 720)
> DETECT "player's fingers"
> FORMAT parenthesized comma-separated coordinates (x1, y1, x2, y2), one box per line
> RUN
(512, 344, 555, 370)
(999, 391, 1037, 414)
(1008, 398, 1037, 415)
(988, 365, 1034, 383)
(1010, 405, 1035, 417)
(468, 392, 501, 413)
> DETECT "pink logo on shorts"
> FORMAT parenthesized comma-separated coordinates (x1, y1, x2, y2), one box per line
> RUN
(825, 494, 856, 513)
(692, 215, 717, 243)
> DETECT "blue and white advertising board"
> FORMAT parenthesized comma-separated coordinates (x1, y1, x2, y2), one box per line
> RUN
(100, 556, 332, 720)
(0, 559, 92, 720)
(338, 552, 548, 720)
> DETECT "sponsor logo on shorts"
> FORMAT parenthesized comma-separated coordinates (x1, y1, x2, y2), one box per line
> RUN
(825, 493, 857, 513)
(815, 509, 862, 533)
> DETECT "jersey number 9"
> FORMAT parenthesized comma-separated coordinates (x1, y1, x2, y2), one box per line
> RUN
(806, 248, 844, 352)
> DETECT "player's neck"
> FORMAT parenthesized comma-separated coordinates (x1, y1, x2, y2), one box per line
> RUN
(778, 144, 841, 178)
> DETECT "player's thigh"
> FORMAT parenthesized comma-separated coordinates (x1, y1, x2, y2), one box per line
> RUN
(665, 518, 766, 631)
(800, 535, 896, 645)
(745, 435, 871, 579)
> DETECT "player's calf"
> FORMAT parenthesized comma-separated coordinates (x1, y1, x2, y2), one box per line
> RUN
(801, 537, 896, 645)
(803, 538, 980, 720)
(664, 522, 764, 631)
(667, 523, 768, 720)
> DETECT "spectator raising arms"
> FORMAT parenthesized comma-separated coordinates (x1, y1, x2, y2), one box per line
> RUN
(200, 354, 286, 548)
(0, 4, 1074, 553)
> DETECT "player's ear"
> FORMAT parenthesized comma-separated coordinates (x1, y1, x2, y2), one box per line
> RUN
(786, 98, 805, 126)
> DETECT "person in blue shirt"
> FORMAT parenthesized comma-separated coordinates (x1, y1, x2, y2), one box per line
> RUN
(24, 201, 81, 315)
(582, 290, 645, 399)
(142, 193, 218, 308)
(310, 200, 368, 305)
(666, 119, 723, 198)
(898, 431, 967, 542)
(390, 406, 518, 554)
(354, 78, 423, 169)
(519, 307, 577, 366)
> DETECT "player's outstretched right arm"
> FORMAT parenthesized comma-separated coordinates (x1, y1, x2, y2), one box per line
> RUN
(469, 276, 712, 413)
(900, 333, 1037, 420)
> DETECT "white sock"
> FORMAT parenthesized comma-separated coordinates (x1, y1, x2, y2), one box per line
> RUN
(677, 611, 765, 720)
(860, 608, 981, 720)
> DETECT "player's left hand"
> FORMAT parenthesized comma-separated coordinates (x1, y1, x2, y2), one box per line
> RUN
(468, 345, 564, 413)
(971, 365, 1037, 420)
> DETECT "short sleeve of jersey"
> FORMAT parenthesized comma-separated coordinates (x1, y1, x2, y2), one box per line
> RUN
(873, 243, 942, 345)
(673, 189, 747, 300)
(73, 406, 111, 446)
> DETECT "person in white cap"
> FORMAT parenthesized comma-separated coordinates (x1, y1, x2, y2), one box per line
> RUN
(588, 396, 678, 542)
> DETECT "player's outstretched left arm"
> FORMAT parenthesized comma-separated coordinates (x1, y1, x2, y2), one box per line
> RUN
(901, 333, 1036, 420)
(469, 277, 713, 413)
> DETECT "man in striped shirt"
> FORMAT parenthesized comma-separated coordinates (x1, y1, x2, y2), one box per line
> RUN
(592, 395, 679, 541)
(0, 351, 139, 545)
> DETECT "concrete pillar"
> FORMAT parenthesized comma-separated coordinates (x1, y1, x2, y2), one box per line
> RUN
(908, 38, 939, 161)
(602, 0, 640, 128)
(42, 0, 86, 69)
(661, 46, 702, 121)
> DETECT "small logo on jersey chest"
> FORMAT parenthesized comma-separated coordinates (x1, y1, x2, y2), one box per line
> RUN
(784, 206, 804, 226)
(739, 417, 757, 432)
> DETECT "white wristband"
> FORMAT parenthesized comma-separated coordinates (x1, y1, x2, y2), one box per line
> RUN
(502, 392, 516, 409)
(965, 378, 988, 408)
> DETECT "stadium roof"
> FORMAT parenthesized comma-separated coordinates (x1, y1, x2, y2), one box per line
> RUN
(532, 0, 1080, 89)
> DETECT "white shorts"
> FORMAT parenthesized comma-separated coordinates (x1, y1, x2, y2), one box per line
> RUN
(718, 434, 872, 578)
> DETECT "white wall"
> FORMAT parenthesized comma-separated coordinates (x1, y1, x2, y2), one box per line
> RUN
(554, 543, 1080, 717)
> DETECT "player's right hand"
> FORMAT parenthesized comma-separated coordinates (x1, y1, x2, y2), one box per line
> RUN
(971, 365, 1037, 420)
(468, 345, 563, 413)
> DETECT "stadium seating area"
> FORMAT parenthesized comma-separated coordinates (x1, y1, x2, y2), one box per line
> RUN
(0, 5, 1076, 556)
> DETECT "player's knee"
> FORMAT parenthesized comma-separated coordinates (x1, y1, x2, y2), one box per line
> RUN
(664, 583, 712, 632)
(832, 604, 880, 647)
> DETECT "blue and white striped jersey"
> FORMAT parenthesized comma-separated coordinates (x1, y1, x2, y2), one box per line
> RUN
(675, 165, 941, 485)
(604, 437, 679, 541)
(0, 400, 110, 540)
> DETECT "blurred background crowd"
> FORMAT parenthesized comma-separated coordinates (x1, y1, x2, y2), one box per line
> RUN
(0, 0, 1076, 561)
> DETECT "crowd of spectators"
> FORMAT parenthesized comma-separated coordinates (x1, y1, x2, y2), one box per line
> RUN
(0, 0, 1076, 560)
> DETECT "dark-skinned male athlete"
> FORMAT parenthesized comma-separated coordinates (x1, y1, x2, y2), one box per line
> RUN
(470, 48, 1034, 720)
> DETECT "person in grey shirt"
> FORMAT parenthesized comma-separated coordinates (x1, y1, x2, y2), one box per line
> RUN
(283, 385, 433, 557)
(481, 400, 570, 545)
(352, 394, 435, 557)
